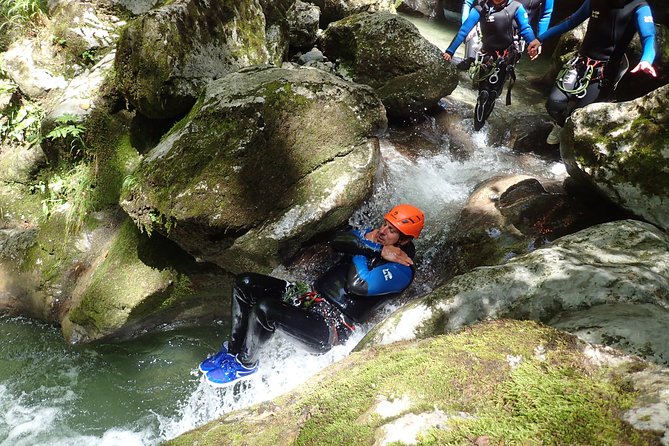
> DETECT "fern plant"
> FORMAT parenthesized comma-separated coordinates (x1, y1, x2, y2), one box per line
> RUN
(45, 113, 88, 156)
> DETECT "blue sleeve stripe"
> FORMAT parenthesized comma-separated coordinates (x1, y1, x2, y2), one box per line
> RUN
(635, 5, 656, 64)
(539, 0, 589, 43)
(516, 5, 537, 43)
(351, 255, 413, 295)
(447, 9, 481, 55)
(538, 0, 554, 35)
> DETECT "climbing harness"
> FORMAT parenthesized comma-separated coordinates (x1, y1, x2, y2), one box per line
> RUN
(556, 55, 606, 98)
(469, 47, 519, 105)
(297, 290, 323, 309)
(470, 46, 519, 130)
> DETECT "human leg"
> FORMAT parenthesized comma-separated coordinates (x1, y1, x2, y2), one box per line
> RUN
(239, 297, 333, 365)
(229, 272, 290, 355)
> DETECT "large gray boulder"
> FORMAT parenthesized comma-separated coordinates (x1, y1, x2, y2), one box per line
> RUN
(316, 0, 396, 25)
(561, 84, 669, 231)
(362, 219, 669, 365)
(121, 65, 387, 274)
(322, 12, 458, 122)
(114, 0, 270, 119)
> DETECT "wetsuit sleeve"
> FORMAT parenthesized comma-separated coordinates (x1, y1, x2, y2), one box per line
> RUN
(538, 0, 589, 43)
(329, 229, 382, 258)
(537, 0, 554, 35)
(461, 0, 475, 24)
(635, 5, 656, 64)
(515, 5, 536, 43)
(446, 8, 481, 55)
(347, 255, 414, 296)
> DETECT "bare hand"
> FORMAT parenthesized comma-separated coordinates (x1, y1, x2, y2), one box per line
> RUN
(443, 52, 452, 62)
(381, 245, 413, 266)
(631, 61, 657, 78)
(527, 39, 541, 60)
(365, 229, 379, 243)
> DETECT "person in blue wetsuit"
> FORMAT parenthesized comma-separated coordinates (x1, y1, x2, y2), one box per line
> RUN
(199, 204, 425, 387)
(443, 0, 537, 130)
(527, 0, 657, 145)
(459, 0, 553, 68)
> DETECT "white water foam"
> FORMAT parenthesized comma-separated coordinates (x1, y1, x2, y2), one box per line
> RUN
(158, 328, 367, 442)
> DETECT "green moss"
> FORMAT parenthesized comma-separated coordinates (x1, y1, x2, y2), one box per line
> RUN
(166, 320, 655, 446)
(67, 219, 172, 335)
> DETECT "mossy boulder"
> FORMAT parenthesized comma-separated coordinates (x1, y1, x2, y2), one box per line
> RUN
(319, 0, 396, 26)
(363, 219, 669, 365)
(561, 84, 669, 231)
(165, 320, 664, 446)
(321, 12, 458, 122)
(121, 65, 387, 274)
(63, 217, 233, 343)
(114, 0, 270, 119)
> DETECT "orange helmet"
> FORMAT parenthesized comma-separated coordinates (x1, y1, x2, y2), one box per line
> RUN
(385, 204, 425, 238)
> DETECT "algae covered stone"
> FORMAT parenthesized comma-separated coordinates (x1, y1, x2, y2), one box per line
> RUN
(121, 65, 387, 273)
(164, 320, 662, 446)
(114, 0, 270, 119)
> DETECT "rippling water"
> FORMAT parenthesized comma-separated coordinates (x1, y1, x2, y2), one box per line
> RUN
(0, 13, 566, 446)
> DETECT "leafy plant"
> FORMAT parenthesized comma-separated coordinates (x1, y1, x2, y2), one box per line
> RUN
(30, 163, 96, 235)
(45, 113, 88, 156)
(0, 0, 47, 32)
(0, 99, 43, 144)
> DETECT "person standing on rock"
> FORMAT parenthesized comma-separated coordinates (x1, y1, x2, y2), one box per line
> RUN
(527, 0, 657, 145)
(458, 0, 553, 69)
(443, 0, 537, 130)
(198, 204, 425, 387)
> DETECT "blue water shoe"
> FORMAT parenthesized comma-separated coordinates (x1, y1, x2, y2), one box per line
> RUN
(198, 341, 234, 373)
(204, 355, 258, 387)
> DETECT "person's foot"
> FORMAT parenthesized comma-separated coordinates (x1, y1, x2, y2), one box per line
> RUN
(198, 341, 234, 373)
(546, 122, 562, 145)
(204, 355, 258, 387)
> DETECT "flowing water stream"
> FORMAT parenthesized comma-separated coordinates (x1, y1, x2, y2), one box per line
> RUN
(0, 14, 565, 446)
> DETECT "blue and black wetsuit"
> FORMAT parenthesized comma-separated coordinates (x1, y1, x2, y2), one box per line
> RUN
(460, 0, 548, 61)
(447, 0, 535, 57)
(447, 1, 536, 129)
(228, 229, 415, 365)
(538, 0, 656, 125)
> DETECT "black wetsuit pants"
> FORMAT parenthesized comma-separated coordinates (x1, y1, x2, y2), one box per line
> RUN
(229, 273, 336, 366)
(546, 79, 601, 127)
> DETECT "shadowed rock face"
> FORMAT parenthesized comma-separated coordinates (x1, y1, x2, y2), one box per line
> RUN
(121, 65, 387, 273)
(114, 0, 270, 119)
(562, 84, 669, 232)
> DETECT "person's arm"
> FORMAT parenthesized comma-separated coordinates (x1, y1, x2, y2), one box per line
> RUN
(330, 229, 381, 258)
(537, 0, 590, 43)
(529, 0, 588, 59)
(515, 5, 537, 44)
(461, 0, 475, 24)
(444, 8, 481, 60)
(346, 255, 414, 296)
(635, 5, 656, 64)
(537, 0, 554, 36)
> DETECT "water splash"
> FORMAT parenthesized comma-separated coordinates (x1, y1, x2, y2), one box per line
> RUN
(158, 329, 367, 441)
